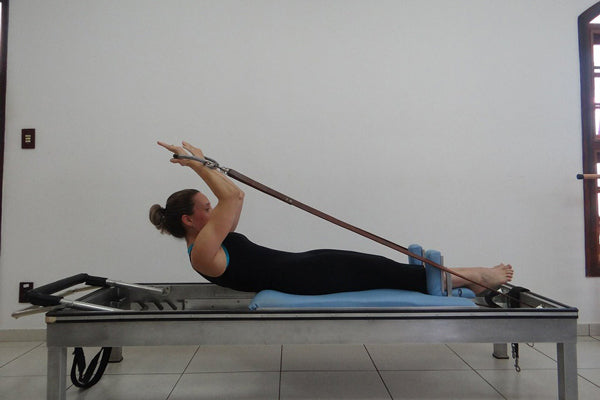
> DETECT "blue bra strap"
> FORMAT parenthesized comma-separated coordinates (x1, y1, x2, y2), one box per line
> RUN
(187, 244, 230, 267)
(222, 244, 230, 267)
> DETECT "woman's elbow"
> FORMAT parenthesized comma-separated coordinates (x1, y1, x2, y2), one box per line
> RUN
(230, 188, 244, 203)
(221, 187, 244, 203)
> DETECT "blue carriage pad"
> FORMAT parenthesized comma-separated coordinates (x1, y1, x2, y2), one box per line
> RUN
(248, 288, 476, 310)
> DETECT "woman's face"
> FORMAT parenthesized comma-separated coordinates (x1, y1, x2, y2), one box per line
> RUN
(188, 192, 212, 231)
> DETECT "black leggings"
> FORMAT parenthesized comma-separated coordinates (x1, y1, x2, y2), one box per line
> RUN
(205, 233, 428, 295)
(263, 249, 428, 295)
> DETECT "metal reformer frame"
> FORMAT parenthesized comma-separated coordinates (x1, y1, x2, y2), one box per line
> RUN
(41, 282, 579, 400)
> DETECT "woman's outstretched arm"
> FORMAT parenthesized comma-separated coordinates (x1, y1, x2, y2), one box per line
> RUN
(158, 141, 244, 276)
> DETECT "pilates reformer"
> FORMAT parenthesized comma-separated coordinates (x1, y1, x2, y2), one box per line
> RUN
(16, 271, 578, 400)
(16, 153, 579, 399)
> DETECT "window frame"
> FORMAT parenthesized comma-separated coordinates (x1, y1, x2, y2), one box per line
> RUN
(0, 0, 9, 255)
(578, 3, 600, 277)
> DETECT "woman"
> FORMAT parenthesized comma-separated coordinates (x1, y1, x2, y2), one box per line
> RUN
(150, 141, 513, 295)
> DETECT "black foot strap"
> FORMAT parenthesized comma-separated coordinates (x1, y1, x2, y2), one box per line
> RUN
(70, 347, 112, 389)
(507, 287, 530, 373)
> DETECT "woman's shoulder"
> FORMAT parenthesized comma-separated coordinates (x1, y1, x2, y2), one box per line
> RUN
(224, 231, 248, 243)
(223, 232, 261, 251)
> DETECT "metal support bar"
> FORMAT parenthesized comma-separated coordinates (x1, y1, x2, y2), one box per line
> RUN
(557, 342, 579, 400)
(105, 280, 169, 296)
(47, 346, 67, 400)
(109, 346, 123, 363)
(60, 299, 121, 312)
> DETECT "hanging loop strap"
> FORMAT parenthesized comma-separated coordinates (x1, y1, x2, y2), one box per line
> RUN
(506, 287, 530, 373)
(70, 347, 112, 389)
(511, 343, 521, 372)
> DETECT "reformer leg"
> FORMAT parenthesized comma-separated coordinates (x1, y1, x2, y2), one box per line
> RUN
(557, 342, 578, 400)
(47, 346, 67, 400)
(492, 343, 509, 359)
(109, 346, 123, 362)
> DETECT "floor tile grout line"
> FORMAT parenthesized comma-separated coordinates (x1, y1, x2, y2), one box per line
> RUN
(363, 344, 394, 400)
(528, 341, 600, 386)
(445, 344, 508, 400)
(282, 368, 393, 373)
(278, 345, 283, 400)
(182, 369, 282, 374)
(528, 343, 560, 363)
(165, 345, 201, 400)
(100, 372, 185, 376)
(579, 373, 600, 390)
(467, 367, 558, 371)
(0, 341, 45, 369)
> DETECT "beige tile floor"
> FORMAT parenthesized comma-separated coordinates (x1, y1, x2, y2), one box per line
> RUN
(0, 337, 599, 399)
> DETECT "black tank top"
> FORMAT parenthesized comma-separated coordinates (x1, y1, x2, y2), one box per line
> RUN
(197, 232, 295, 292)
(191, 232, 427, 295)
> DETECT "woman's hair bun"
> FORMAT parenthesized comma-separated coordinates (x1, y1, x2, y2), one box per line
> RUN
(149, 189, 198, 238)
(149, 204, 166, 231)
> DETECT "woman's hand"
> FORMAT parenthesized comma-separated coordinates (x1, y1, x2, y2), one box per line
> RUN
(157, 141, 206, 167)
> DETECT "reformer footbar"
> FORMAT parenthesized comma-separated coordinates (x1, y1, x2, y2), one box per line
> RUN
(22, 273, 169, 311)
(173, 153, 527, 307)
(16, 274, 170, 390)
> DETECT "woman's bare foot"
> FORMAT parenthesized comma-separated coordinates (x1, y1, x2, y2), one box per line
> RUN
(449, 264, 514, 295)
(481, 264, 514, 288)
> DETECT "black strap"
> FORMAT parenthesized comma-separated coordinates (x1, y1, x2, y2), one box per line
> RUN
(507, 286, 530, 308)
(484, 290, 502, 308)
(511, 342, 521, 372)
(506, 287, 529, 373)
(70, 347, 112, 389)
(484, 286, 530, 309)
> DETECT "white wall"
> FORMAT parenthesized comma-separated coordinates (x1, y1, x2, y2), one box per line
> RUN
(2, 0, 599, 329)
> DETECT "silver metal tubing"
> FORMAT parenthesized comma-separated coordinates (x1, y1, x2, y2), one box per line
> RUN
(47, 346, 67, 400)
(59, 299, 122, 312)
(557, 342, 579, 399)
(172, 154, 227, 172)
(105, 279, 169, 296)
